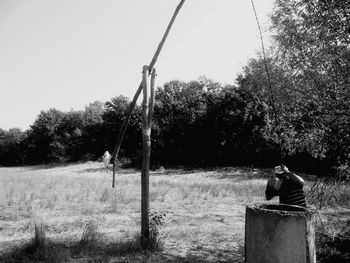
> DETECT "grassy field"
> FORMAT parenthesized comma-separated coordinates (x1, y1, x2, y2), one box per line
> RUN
(0, 162, 349, 262)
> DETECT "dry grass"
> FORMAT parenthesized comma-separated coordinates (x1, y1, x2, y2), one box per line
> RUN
(306, 178, 350, 209)
(0, 162, 348, 262)
(305, 178, 350, 262)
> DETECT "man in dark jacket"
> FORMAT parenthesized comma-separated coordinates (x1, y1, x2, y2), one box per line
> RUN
(265, 165, 306, 207)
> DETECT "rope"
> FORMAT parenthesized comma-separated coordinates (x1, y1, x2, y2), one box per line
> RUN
(250, 0, 283, 160)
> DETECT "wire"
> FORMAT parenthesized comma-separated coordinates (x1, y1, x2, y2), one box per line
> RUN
(250, 0, 283, 160)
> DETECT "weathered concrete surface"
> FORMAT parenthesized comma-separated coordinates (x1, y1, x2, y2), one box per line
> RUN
(245, 204, 316, 263)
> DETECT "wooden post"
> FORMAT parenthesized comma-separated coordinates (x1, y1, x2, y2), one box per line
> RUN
(149, 68, 156, 126)
(140, 66, 156, 248)
(141, 65, 150, 248)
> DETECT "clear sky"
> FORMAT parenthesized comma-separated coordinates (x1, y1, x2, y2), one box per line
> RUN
(0, 0, 274, 131)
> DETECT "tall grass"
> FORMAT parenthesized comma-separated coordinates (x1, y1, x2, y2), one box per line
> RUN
(0, 217, 146, 263)
(305, 178, 350, 262)
(0, 163, 285, 262)
(71, 219, 104, 255)
(0, 218, 70, 263)
(306, 178, 350, 209)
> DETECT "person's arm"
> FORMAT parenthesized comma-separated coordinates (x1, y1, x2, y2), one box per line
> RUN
(280, 165, 304, 187)
(265, 186, 278, 200)
(265, 177, 279, 200)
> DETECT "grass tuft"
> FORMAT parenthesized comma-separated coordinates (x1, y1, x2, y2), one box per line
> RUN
(100, 188, 110, 202)
(147, 211, 166, 251)
(72, 220, 104, 255)
(0, 218, 69, 263)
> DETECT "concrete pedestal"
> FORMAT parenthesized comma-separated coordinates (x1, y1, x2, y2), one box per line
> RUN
(245, 204, 316, 263)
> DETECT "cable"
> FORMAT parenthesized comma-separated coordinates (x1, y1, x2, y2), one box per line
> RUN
(250, 0, 283, 160)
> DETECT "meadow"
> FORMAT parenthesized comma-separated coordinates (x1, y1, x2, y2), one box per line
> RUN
(0, 162, 349, 262)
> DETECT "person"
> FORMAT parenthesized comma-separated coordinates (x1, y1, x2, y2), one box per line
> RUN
(102, 151, 111, 172)
(265, 164, 306, 207)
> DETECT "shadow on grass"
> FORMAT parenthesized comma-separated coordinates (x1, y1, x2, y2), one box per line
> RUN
(77, 166, 139, 174)
(0, 237, 144, 263)
(211, 166, 317, 182)
(150, 166, 271, 181)
(212, 167, 271, 181)
(174, 244, 244, 263)
(0, 238, 244, 263)
(23, 162, 72, 171)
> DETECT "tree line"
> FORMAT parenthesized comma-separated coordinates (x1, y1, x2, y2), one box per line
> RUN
(0, 77, 343, 177)
(0, 81, 278, 167)
(0, 0, 349, 178)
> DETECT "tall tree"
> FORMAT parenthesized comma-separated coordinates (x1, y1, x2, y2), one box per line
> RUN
(26, 109, 66, 163)
(0, 128, 24, 165)
(270, 0, 350, 172)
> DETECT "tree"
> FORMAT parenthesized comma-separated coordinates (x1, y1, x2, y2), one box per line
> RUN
(26, 109, 66, 163)
(0, 128, 25, 166)
(269, 0, 350, 173)
(153, 80, 208, 165)
(103, 95, 142, 162)
(236, 56, 328, 160)
(78, 101, 106, 160)
(83, 101, 105, 126)
(59, 110, 85, 161)
(152, 79, 275, 167)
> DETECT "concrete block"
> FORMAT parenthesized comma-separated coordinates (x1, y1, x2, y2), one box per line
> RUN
(245, 204, 316, 263)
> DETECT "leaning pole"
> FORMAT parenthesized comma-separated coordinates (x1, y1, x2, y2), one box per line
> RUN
(111, 0, 186, 188)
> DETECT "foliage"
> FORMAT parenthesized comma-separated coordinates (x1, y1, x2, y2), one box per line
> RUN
(234, 0, 350, 175)
(0, 128, 25, 165)
(151, 79, 277, 167)
(152, 80, 209, 165)
(269, 0, 350, 173)
(0, 74, 326, 172)
(80, 101, 107, 160)
(24, 109, 66, 163)
(103, 95, 142, 160)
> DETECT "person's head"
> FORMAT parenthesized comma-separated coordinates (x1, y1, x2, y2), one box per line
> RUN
(274, 164, 288, 179)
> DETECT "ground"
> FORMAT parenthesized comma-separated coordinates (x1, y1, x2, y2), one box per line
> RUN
(0, 162, 348, 262)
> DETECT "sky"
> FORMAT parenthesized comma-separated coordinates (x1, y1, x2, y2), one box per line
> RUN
(0, 0, 274, 131)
